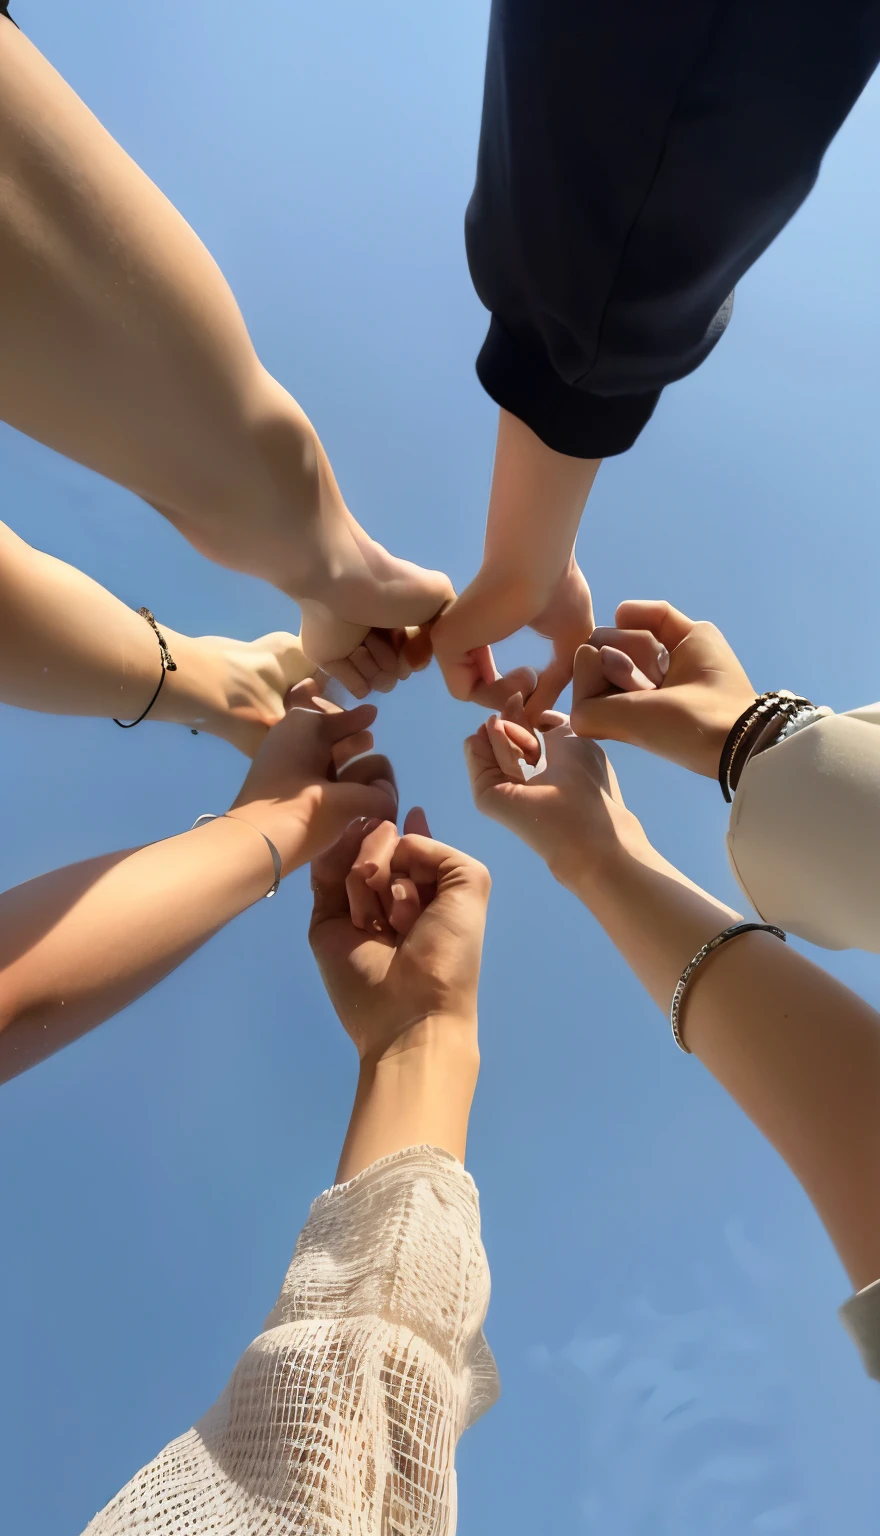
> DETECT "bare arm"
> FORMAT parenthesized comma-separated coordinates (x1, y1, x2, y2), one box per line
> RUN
(0, 519, 315, 753)
(0, 689, 398, 1085)
(309, 815, 487, 1181)
(431, 410, 599, 711)
(467, 714, 880, 1295)
(573, 838, 880, 1293)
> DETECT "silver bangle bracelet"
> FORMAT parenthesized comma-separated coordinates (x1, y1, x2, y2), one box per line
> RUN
(670, 921, 787, 1053)
(191, 812, 282, 899)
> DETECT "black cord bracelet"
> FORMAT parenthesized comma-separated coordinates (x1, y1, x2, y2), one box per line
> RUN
(113, 608, 177, 729)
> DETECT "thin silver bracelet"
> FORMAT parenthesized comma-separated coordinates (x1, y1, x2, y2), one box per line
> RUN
(191, 812, 282, 899)
(670, 922, 787, 1053)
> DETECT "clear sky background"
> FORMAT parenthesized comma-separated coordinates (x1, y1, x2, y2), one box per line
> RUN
(1, 3, 879, 1531)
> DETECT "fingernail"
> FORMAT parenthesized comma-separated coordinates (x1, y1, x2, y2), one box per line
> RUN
(373, 778, 398, 802)
(657, 648, 670, 676)
(391, 882, 408, 902)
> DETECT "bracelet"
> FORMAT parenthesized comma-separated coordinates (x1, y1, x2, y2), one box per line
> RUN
(718, 691, 812, 803)
(191, 812, 282, 899)
(670, 922, 787, 1053)
(113, 608, 177, 729)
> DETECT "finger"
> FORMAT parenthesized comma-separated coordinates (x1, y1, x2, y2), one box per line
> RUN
(402, 624, 434, 673)
(318, 702, 378, 746)
(346, 856, 390, 934)
(486, 714, 540, 780)
(523, 655, 573, 720)
(349, 644, 381, 688)
(470, 663, 540, 712)
(569, 685, 654, 748)
(463, 724, 507, 791)
(331, 728, 374, 772)
(361, 820, 403, 922)
(363, 629, 400, 674)
(390, 832, 480, 890)
(284, 677, 325, 711)
(336, 754, 398, 821)
(599, 645, 656, 693)
(613, 600, 695, 651)
(347, 820, 399, 932)
(310, 816, 382, 925)
(589, 627, 669, 686)
(571, 644, 609, 705)
(403, 806, 432, 837)
(388, 874, 421, 935)
(320, 657, 371, 700)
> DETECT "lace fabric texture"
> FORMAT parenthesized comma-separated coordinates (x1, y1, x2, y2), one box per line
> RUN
(83, 1146, 499, 1534)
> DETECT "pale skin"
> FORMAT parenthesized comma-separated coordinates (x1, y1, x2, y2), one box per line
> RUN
(309, 814, 488, 1180)
(0, 18, 510, 695)
(0, 518, 324, 753)
(431, 408, 601, 714)
(0, 683, 399, 1085)
(466, 711, 880, 1294)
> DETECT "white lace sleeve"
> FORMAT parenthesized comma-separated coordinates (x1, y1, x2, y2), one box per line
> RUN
(82, 1145, 499, 1535)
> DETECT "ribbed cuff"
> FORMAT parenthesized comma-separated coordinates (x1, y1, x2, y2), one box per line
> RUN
(476, 317, 661, 459)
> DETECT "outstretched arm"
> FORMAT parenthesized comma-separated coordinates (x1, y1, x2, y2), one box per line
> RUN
(83, 818, 498, 1535)
(0, 687, 397, 1085)
(467, 713, 880, 1360)
(0, 518, 315, 755)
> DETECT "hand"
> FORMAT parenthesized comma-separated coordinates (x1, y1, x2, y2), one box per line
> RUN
(570, 600, 757, 778)
(319, 624, 434, 702)
(464, 699, 646, 893)
(227, 679, 399, 873)
(430, 558, 594, 716)
(309, 811, 491, 1063)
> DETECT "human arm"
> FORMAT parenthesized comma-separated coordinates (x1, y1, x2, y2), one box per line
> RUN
(0, 519, 424, 749)
(0, 683, 398, 1084)
(466, 713, 880, 1370)
(571, 599, 880, 952)
(82, 818, 498, 1535)
(430, 409, 598, 714)
(465, 1, 878, 460)
(309, 812, 489, 1179)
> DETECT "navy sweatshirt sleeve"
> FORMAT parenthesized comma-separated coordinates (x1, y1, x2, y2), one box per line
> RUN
(465, 0, 880, 458)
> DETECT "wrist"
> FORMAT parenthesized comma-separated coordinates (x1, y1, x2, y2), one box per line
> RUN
(548, 806, 652, 901)
(225, 796, 312, 876)
(150, 627, 228, 735)
(359, 1013, 480, 1074)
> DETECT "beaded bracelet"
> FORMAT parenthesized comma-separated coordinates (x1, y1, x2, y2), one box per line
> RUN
(718, 691, 812, 803)
(670, 922, 787, 1053)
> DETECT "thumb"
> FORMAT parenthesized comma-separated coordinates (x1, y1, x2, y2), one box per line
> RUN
(570, 683, 658, 749)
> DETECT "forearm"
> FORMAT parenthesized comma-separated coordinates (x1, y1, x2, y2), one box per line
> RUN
(570, 840, 880, 1292)
(336, 1017, 480, 1183)
(0, 519, 312, 736)
(478, 411, 599, 614)
(0, 815, 279, 1084)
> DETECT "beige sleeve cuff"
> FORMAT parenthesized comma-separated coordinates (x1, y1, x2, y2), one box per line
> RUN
(726, 704, 880, 953)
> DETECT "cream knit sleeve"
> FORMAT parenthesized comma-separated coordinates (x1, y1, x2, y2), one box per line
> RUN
(726, 703, 880, 953)
(82, 1145, 499, 1535)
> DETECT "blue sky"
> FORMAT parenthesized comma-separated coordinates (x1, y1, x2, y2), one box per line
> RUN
(1, 2, 879, 1530)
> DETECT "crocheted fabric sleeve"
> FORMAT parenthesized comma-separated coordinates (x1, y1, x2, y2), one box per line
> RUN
(82, 1145, 499, 1535)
